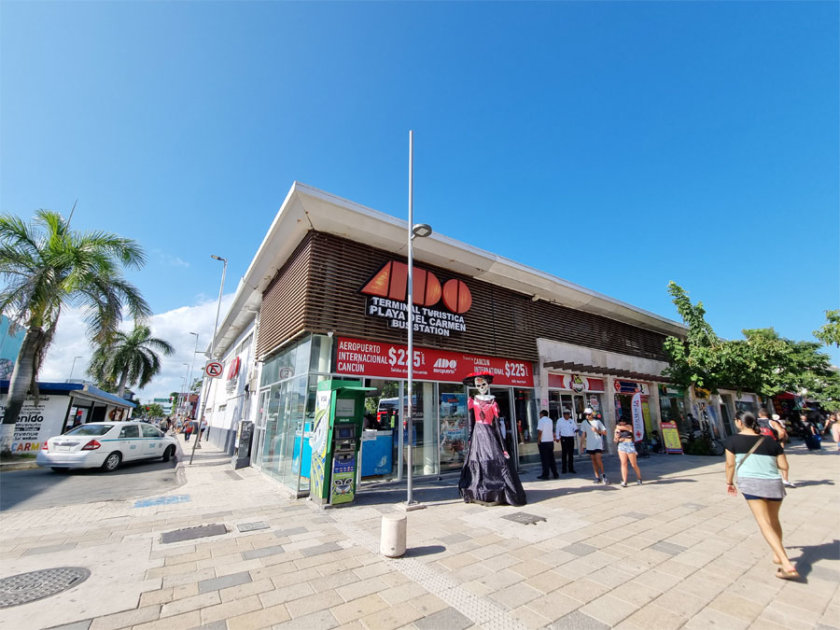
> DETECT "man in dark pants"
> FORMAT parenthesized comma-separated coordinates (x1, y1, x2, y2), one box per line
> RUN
(536, 409, 559, 479)
(554, 409, 578, 473)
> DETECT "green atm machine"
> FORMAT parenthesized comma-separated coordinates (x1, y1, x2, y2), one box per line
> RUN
(309, 379, 373, 507)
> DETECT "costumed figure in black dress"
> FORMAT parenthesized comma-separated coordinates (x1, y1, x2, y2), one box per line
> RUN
(458, 372, 527, 506)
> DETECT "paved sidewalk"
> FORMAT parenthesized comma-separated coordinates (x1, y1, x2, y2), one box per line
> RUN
(1, 441, 838, 630)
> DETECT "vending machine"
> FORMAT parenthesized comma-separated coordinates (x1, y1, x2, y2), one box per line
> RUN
(309, 379, 372, 507)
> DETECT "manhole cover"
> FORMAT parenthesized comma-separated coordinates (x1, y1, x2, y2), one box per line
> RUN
(501, 512, 547, 526)
(0, 567, 91, 608)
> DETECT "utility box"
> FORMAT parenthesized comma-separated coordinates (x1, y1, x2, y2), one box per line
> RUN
(309, 379, 373, 507)
(232, 421, 254, 469)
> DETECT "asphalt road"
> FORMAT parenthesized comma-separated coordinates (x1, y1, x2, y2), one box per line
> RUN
(0, 457, 185, 512)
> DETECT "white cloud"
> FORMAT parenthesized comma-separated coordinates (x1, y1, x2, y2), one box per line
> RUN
(38, 294, 236, 402)
(152, 249, 191, 268)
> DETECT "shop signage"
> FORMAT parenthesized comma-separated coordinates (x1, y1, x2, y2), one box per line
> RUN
(360, 260, 472, 338)
(547, 373, 605, 392)
(614, 380, 647, 394)
(570, 374, 585, 393)
(336, 337, 534, 387)
(660, 421, 683, 454)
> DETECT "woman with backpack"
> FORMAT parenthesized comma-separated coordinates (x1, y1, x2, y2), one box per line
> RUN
(725, 411, 799, 580)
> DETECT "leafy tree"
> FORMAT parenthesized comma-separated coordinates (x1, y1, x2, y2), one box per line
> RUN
(662, 282, 725, 391)
(89, 324, 174, 397)
(664, 283, 839, 411)
(814, 309, 840, 348)
(0, 210, 149, 453)
(146, 402, 165, 418)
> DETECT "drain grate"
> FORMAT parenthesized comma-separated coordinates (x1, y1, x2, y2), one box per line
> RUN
(0, 567, 91, 608)
(501, 512, 547, 526)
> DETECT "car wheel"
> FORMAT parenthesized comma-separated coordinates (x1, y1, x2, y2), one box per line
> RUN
(102, 451, 122, 472)
(162, 445, 175, 462)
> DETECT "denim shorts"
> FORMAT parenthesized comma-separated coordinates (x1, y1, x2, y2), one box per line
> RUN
(618, 442, 637, 455)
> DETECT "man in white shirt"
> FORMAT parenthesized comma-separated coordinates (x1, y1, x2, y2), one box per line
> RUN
(554, 409, 578, 474)
(536, 410, 559, 479)
(580, 408, 608, 484)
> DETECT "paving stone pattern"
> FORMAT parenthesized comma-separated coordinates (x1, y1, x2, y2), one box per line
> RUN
(2, 442, 839, 630)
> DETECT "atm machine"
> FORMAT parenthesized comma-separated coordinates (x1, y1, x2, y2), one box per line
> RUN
(309, 379, 373, 507)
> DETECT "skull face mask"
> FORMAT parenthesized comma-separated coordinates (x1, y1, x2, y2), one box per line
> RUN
(474, 376, 490, 396)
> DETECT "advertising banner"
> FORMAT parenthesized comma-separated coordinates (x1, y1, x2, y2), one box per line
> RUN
(631, 392, 645, 441)
(0, 395, 69, 453)
(335, 337, 534, 387)
(661, 421, 683, 454)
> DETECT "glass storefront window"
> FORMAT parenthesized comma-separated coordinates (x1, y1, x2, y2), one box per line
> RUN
(659, 389, 688, 435)
(439, 384, 468, 472)
(409, 382, 438, 477)
(511, 388, 538, 464)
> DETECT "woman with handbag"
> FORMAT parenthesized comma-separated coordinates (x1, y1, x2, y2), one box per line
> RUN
(725, 411, 799, 580)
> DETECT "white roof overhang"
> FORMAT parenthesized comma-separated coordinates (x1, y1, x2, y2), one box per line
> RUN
(212, 182, 686, 358)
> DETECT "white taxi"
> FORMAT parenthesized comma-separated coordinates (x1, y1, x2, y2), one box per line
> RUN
(37, 421, 179, 472)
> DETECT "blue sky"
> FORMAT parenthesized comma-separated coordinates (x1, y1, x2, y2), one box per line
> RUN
(1, 1, 838, 399)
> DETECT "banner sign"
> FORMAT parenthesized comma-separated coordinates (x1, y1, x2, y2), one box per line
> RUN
(661, 421, 684, 454)
(0, 395, 69, 453)
(336, 337, 534, 387)
(547, 374, 605, 392)
(614, 380, 648, 394)
(631, 392, 645, 441)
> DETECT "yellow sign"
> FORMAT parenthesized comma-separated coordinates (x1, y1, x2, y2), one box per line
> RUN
(661, 422, 683, 454)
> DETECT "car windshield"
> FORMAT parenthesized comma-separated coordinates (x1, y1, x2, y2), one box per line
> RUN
(63, 425, 112, 436)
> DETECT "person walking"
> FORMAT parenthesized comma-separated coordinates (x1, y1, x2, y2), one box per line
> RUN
(613, 418, 642, 487)
(580, 408, 608, 484)
(554, 409, 577, 474)
(184, 419, 193, 442)
(536, 410, 559, 480)
(725, 411, 799, 580)
(757, 408, 795, 487)
(827, 413, 840, 452)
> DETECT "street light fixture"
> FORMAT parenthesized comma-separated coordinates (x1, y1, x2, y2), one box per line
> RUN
(405, 130, 430, 511)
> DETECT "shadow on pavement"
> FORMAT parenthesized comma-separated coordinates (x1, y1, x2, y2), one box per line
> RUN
(787, 538, 840, 582)
(405, 545, 447, 557)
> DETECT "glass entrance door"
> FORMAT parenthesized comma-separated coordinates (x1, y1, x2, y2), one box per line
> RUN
(490, 387, 518, 463)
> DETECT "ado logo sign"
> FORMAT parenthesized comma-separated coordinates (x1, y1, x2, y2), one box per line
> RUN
(360, 261, 472, 338)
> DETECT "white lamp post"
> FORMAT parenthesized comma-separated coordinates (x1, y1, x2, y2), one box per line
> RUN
(68, 355, 82, 382)
(405, 129, 431, 510)
(190, 254, 228, 465)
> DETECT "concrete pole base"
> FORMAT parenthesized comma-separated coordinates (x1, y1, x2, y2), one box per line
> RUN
(380, 513, 407, 558)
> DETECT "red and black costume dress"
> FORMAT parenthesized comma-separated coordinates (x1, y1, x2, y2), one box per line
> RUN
(458, 395, 527, 506)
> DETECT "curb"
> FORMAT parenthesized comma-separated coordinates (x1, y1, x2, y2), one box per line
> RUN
(0, 460, 39, 472)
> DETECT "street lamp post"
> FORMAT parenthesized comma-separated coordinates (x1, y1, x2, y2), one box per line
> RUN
(404, 129, 431, 511)
(190, 255, 228, 465)
(188, 332, 200, 443)
(68, 356, 82, 382)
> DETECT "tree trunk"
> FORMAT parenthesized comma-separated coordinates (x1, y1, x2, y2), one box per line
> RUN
(116, 370, 128, 398)
(0, 326, 44, 455)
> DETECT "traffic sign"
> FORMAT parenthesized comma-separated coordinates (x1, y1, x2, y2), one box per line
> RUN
(205, 361, 224, 378)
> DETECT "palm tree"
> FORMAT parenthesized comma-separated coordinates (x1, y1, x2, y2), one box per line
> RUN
(0, 210, 149, 453)
(90, 325, 174, 396)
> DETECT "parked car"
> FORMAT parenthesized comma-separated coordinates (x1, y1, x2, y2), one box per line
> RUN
(37, 422, 179, 472)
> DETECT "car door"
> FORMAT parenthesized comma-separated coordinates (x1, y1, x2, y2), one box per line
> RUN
(140, 423, 165, 459)
(118, 424, 141, 461)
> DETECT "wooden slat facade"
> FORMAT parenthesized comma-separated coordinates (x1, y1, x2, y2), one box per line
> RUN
(258, 231, 670, 363)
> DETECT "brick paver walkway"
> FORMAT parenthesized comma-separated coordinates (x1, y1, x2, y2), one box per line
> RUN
(1, 440, 838, 630)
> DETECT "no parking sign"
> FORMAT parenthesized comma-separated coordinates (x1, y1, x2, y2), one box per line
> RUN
(205, 361, 224, 379)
